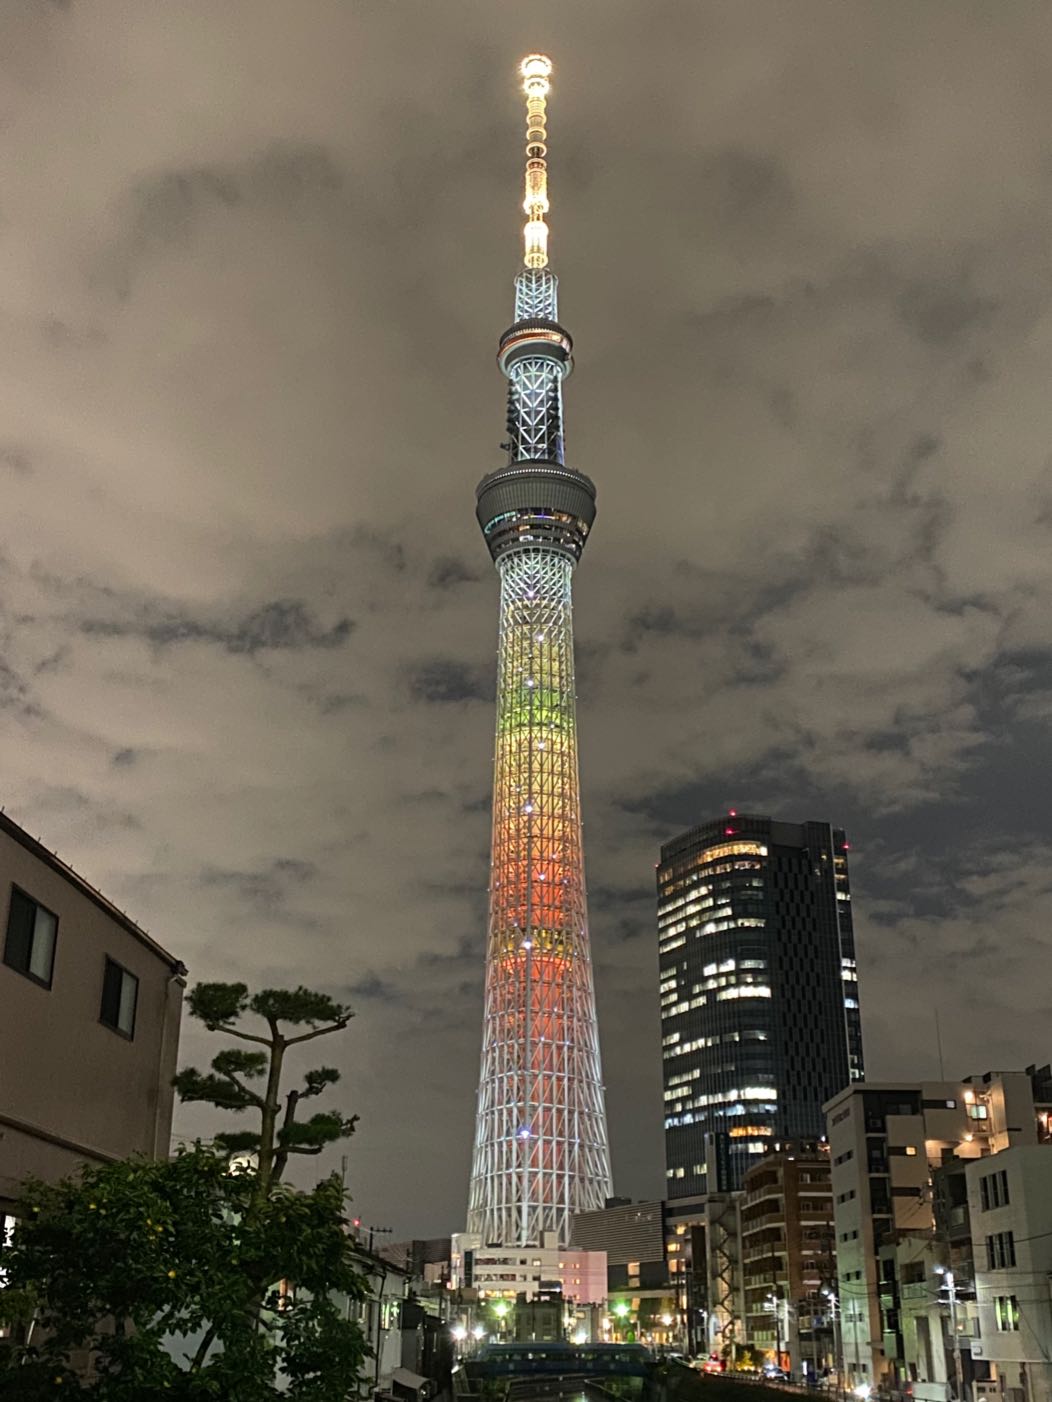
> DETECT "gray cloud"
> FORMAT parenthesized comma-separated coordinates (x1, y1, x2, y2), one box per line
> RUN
(427, 557, 482, 590)
(405, 659, 492, 704)
(201, 858, 318, 914)
(82, 599, 352, 655)
(102, 145, 344, 296)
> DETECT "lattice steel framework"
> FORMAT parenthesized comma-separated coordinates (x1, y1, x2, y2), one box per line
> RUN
(467, 56, 612, 1247)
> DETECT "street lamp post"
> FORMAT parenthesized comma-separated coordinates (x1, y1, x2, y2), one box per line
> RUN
(822, 1287, 845, 1400)
(765, 1293, 782, 1369)
(935, 1267, 963, 1402)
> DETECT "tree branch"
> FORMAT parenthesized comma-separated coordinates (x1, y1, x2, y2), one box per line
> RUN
(188, 1321, 220, 1373)
(211, 1023, 273, 1047)
(216, 1070, 264, 1109)
(271, 1088, 301, 1185)
(285, 1020, 351, 1047)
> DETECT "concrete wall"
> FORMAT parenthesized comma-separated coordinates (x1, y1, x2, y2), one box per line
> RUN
(0, 820, 183, 1206)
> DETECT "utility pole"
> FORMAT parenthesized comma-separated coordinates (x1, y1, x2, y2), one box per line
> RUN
(822, 1285, 845, 1400)
(767, 1290, 782, 1368)
(366, 1224, 393, 1255)
(935, 1266, 963, 1402)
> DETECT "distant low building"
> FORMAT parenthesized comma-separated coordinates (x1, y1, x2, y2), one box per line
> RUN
(572, 1197, 677, 1344)
(0, 810, 185, 1218)
(381, 1237, 452, 1285)
(450, 1231, 607, 1307)
(340, 1240, 412, 1397)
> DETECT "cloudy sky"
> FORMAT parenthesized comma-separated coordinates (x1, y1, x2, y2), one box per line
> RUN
(3, 1, 1052, 1236)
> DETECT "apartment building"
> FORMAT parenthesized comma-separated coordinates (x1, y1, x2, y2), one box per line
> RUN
(825, 1070, 1052, 1394)
(0, 810, 185, 1215)
(966, 1143, 1052, 1402)
(740, 1142, 836, 1374)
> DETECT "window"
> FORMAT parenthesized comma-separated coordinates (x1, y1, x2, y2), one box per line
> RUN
(100, 958, 138, 1038)
(0, 1214, 14, 1287)
(980, 1169, 1010, 1211)
(986, 1232, 1016, 1270)
(3, 886, 58, 987)
(994, 1296, 1020, 1332)
(905, 1145, 918, 1156)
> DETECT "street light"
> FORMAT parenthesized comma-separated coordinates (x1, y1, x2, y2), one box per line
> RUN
(472, 1325, 485, 1341)
(821, 1287, 844, 1399)
(764, 1294, 783, 1368)
(451, 1324, 467, 1343)
(934, 1266, 962, 1402)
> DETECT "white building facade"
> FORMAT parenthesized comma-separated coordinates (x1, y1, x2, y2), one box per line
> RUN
(451, 1231, 607, 1306)
(967, 1145, 1052, 1402)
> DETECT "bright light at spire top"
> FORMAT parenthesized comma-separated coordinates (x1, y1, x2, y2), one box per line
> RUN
(519, 54, 553, 269)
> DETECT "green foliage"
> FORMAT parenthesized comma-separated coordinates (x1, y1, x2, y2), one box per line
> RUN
(187, 981, 250, 1030)
(249, 987, 351, 1028)
(302, 1067, 340, 1098)
(0, 981, 365, 1397)
(0, 1147, 368, 1399)
(279, 1112, 359, 1155)
(172, 1069, 262, 1112)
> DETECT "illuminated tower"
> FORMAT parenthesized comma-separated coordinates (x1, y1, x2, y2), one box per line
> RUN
(466, 55, 612, 1247)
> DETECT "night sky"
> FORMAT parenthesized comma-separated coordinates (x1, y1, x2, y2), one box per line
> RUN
(3, 2, 1051, 1237)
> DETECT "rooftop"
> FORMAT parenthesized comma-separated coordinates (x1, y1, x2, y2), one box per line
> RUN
(0, 807, 184, 973)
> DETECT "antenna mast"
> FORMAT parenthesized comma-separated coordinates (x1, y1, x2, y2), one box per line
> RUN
(520, 54, 553, 269)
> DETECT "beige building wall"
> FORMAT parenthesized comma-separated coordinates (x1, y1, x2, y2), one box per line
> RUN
(0, 815, 184, 1208)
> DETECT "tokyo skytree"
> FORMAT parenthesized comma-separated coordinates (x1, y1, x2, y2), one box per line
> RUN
(466, 55, 612, 1247)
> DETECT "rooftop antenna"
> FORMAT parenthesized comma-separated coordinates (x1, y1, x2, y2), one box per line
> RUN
(935, 1006, 946, 1079)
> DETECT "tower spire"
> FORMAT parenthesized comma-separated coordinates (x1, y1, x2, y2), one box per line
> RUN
(520, 54, 552, 269)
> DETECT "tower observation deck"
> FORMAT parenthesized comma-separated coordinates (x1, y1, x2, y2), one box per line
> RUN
(466, 56, 612, 1248)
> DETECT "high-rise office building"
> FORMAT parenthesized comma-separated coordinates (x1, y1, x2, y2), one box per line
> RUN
(463, 56, 611, 1250)
(657, 815, 864, 1196)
